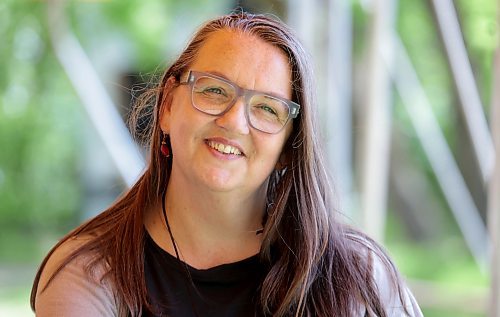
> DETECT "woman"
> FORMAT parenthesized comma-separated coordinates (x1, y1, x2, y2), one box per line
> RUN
(31, 12, 423, 317)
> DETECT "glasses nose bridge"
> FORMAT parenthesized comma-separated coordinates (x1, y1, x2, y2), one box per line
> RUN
(227, 84, 250, 111)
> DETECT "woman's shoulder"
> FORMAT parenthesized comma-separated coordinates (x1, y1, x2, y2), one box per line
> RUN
(35, 234, 122, 317)
(344, 229, 424, 316)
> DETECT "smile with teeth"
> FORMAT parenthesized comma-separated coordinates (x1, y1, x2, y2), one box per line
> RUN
(207, 141, 242, 155)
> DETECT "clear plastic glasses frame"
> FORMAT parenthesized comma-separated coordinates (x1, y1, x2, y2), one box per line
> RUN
(180, 71, 300, 134)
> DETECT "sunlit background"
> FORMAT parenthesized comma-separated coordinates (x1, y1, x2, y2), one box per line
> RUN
(0, 0, 498, 316)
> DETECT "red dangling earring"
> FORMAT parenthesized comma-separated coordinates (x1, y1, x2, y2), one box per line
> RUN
(160, 133, 171, 157)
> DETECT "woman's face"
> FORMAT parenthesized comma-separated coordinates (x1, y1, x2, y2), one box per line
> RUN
(161, 29, 293, 199)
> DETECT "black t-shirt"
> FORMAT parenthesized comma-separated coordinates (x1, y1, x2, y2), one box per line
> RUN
(143, 232, 266, 317)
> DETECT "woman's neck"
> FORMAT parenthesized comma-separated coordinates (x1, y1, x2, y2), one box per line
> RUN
(144, 175, 267, 269)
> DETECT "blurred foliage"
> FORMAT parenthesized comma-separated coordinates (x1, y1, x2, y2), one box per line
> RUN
(0, 0, 496, 316)
(457, 0, 498, 111)
(0, 1, 83, 262)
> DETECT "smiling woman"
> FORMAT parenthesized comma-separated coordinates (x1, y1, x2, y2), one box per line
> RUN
(30, 11, 423, 317)
(162, 30, 294, 197)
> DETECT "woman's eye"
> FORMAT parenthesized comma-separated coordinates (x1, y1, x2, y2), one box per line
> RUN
(259, 104, 278, 116)
(203, 86, 226, 96)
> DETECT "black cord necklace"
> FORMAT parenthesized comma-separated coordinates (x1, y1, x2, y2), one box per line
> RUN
(161, 188, 201, 317)
(160, 188, 265, 317)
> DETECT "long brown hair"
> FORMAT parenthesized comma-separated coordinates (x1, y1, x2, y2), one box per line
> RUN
(31, 12, 408, 316)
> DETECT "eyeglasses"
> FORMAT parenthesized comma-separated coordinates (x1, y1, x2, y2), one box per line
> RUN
(180, 71, 300, 134)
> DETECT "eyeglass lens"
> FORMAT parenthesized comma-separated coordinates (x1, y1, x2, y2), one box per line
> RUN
(191, 75, 290, 133)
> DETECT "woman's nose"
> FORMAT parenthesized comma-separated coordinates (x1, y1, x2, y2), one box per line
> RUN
(214, 97, 250, 134)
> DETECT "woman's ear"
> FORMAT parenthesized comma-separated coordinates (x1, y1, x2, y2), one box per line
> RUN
(159, 76, 178, 133)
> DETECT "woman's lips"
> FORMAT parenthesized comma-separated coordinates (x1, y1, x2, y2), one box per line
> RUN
(205, 138, 245, 156)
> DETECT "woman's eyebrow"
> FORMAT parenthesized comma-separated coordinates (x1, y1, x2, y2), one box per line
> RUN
(203, 70, 230, 80)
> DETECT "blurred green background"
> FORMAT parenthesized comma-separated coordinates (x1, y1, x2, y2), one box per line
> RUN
(0, 0, 496, 316)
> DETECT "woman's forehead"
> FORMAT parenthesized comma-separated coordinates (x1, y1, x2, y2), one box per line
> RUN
(189, 29, 293, 98)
